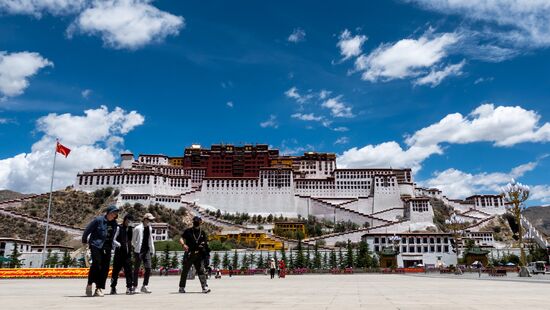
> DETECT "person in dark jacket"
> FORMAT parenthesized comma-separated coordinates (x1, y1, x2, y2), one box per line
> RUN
(178, 216, 211, 293)
(110, 214, 134, 295)
(82, 205, 120, 297)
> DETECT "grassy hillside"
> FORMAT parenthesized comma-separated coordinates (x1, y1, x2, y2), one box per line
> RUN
(9, 188, 118, 228)
(0, 190, 30, 202)
(0, 213, 68, 245)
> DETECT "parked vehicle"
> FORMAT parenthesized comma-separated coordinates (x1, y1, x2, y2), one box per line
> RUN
(527, 261, 547, 275)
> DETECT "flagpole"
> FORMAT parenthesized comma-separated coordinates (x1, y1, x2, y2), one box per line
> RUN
(41, 141, 58, 268)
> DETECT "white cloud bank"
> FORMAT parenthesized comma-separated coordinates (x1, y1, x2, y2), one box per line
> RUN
(260, 114, 278, 129)
(68, 0, 184, 50)
(407, 0, 550, 49)
(0, 0, 184, 50)
(0, 106, 144, 193)
(338, 103, 550, 170)
(337, 29, 368, 60)
(355, 31, 459, 83)
(0, 51, 53, 97)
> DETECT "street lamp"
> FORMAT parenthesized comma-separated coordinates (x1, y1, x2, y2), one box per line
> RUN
(445, 213, 465, 274)
(501, 179, 530, 272)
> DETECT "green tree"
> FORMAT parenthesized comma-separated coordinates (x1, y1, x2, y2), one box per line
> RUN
(313, 243, 322, 269)
(280, 243, 287, 263)
(249, 253, 256, 269)
(222, 251, 230, 269)
(257, 252, 264, 269)
(232, 250, 239, 270)
(295, 239, 305, 268)
(267, 214, 274, 223)
(305, 245, 311, 269)
(170, 253, 179, 269)
(338, 248, 345, 269)
(329, 250, 337, 269)
(212, 252, 221, 269)
(61, 250, 74, 268)
(152, 254, 159, 270)
(287, 250, 294, 269)
(322, 251, 328, 269)
(355, 241, 371, 268)
(345, 240, 355, 268)
(9, 243, 24, 268)
(241, 253, 248, 270)
(160, 245, 171, 269)
(45, 251, 60, 268)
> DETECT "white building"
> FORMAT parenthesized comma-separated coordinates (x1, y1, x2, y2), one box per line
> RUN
(151, 223, 169, 241)
(362, 233, 458, 268)
(0, 237, 32, 259)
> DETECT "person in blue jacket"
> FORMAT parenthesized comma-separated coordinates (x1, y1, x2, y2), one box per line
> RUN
(82, 205, 120, 297)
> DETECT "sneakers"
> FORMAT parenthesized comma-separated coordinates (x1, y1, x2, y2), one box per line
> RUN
(141, 286, 152, 294)
(85, 285, 93, 297)
(178, 287, 186, 294)
(110, 287, 117, 295)
(94, 288, 104, 297)
(126, 288, 134, 295)
(202, 286, 211, 294)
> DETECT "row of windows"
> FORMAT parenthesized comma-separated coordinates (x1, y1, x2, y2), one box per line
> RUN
(412, 201, 429, 212)
(79, 175, 189, 187)
(374, 236, 449, 244)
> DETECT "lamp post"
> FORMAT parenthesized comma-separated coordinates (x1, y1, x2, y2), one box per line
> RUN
(445, 213, 465, 274)
(502, 179, 530, 273)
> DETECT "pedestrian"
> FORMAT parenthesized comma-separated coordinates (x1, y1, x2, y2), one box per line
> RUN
(228, 265, 233, 277)
(82, 205, 120, 297)
(131, 213, 156, 294)
(110, 214, 134, 295)
(278, 259, 286, 278)
(178, 216, 211, 294)
(269, 258, 277, 279)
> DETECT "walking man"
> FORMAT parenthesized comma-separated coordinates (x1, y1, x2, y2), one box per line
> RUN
(110, 214, 134, 295)
(178, 216, 211, 293)
(82, 205, 120, 297)
(132, 213, 155, 294)
(269, 258, 276, 279)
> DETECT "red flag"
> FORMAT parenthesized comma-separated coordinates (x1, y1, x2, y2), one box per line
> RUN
(56, 142, 71, 158)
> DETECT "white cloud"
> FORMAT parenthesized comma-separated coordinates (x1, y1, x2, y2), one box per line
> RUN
(338, 141, 441, 171)
(421, 161, 540, 199)
(0, 51, 53, 97)
(333, 126, 349, 132)
(81, 88, 92, 99)
(0, 0, 86, 16)
(288, 28, 306, 43)
(68, 0, 184, 50)
(405, 103, 550, 147)
(0, 106, 144, 193)
(474, 77, 494, 85)
(319, 89, 331, 99)
(0, 117, 15, 124)
(334, 136, 350, 145)
(291, 113, 324, 122)
(321, 96, 354, 118)
(531, 185, 550, 203)
(356, 31, 458, 82)
(284, 86, 313, 104)
(407, 0, 550, 49)
(413, 60, 465, 87)
(337, 29, 367, 60)
(338, 103, 550, 171)
(260, 115, 278, 129)
(226, 101, 233, 108)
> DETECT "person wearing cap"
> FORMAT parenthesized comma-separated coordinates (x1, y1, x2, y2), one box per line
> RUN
(82, 205, 120, 297)
(269, 258, 276, 279)
(178, 216, 211, 294)
(131, 213, 156, 294)
(110, 214, 134, 295)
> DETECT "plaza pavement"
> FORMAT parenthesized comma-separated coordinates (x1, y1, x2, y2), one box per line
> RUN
(1, 273, 550, 310)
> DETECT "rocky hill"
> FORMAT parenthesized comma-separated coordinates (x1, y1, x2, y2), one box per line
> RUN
(0, 189, 31, 202)
(523, 206, 550, 237)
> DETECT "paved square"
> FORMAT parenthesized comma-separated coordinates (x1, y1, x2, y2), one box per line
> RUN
(1, 274, 550, 309)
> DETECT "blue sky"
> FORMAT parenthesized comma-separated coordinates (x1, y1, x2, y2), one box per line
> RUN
(0, 0, 548, 204)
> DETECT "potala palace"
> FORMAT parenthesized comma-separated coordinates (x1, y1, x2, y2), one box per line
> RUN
(74, 143, 507, 236)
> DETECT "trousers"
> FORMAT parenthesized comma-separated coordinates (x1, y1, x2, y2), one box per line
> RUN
(87, 246, 112, 289)
(179, 253, 207, 289)
(110, 250, 133, 289)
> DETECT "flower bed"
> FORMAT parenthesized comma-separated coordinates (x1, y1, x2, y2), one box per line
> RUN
(0, 268, 101, 279)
